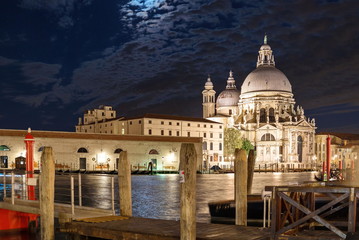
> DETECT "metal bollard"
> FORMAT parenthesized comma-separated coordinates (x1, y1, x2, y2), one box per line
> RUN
(71, 176, 75, 216)
(111, 176, 115, 215)
(78, 173, 82, 206)
(11, 172, 14, 205)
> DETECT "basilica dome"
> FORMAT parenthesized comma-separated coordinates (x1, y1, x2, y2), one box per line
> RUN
(241, 66, 292, 94)
(216, 89, 240, 107)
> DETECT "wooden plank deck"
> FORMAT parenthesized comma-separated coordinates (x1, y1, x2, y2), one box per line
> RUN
(0, 198, 113, 220)
(61, 216, 271, 240)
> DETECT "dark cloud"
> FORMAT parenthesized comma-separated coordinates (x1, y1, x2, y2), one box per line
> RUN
(0, 0, 358, 133)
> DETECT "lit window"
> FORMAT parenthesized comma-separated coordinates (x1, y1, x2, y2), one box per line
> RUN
(121, 129, 125, 134)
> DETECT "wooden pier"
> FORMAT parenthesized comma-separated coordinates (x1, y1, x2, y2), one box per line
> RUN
(61, 216, 271, 240)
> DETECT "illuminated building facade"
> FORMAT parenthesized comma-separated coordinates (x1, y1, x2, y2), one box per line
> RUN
(315, 133, 359, 169)
(203, 37, 317, 167)
(76, 110, 225, 169)
(0, 129, 202, 171)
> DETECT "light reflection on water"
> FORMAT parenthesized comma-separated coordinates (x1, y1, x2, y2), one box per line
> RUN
(0, 172, 316, 239)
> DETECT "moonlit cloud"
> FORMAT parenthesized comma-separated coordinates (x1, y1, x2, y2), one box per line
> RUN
(0, 0, 358, 132)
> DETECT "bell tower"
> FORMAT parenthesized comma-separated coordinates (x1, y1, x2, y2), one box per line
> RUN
(202, 76, 216, 118)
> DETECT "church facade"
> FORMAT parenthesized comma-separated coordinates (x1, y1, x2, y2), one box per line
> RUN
(203, 37, 317, 167)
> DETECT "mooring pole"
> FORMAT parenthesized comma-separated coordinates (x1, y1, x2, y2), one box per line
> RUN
(235, 148, 247, 226)
(40, 147, 55, 240)
(247, 149, 255, 194)
(118, 151, 132, 216)
(179, 143, 197, 240)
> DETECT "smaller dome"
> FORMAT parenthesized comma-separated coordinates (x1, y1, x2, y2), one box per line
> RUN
(216, 89, 240, 107)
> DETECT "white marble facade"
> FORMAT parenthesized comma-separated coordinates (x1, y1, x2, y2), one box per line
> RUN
(203, 36, 316, 166)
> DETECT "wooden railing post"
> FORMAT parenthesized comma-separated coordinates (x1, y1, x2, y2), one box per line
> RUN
(179, 143, 197, 240)
(247, 149, 255, 194)
(348, 187, 357, 232)
(235, 148, 247, 226)
(40, 147, 55, 240)
(118, 151, 132, 216)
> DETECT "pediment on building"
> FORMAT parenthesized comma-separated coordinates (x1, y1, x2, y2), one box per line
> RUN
(257, 124, 278, 131)
(293, 119, 314, 128)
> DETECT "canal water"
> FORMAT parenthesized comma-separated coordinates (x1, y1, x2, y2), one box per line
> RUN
(0, 171, 316, 239)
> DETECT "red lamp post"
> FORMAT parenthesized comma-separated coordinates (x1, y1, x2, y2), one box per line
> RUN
(326, 135, 331, 181)
(24, 128, 35, 200)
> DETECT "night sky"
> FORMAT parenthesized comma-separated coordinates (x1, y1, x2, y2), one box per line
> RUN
(0, 0, 358, 133)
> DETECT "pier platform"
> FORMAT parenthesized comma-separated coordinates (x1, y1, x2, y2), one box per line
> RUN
(61, 216, 271, 240)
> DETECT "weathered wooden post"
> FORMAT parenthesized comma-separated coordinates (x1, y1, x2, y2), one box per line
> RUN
(247, 149, 255, 194)
(235, 148, 247, 226)
(118, 151, 132, 216)
(179, 143, 197, 240)
(40, 147, 55, 240)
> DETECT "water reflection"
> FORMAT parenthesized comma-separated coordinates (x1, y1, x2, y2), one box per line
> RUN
(0, 172, 316, 239)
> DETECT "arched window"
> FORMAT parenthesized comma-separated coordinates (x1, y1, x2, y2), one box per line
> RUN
(0, 145, 10, 151)
(261, 133, 275, 141)
(297, 136, 303, 162)
(203, 142, 207, 151)
(149, 149, 159, 155)
(269, 108, 275, 122)
(260, 108, 266, 122)
(114, 148, 123, 154)
(77, 147, 88, 153)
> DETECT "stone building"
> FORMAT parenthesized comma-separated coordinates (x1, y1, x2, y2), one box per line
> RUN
(0, 129, 202, 171)
(203, 36, 317, 167)
(76, 109, 225, 169)
(315, 133, 359, 169)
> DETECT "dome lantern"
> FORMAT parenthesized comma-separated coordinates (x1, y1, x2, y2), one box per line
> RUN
(257, 34, 275, 67)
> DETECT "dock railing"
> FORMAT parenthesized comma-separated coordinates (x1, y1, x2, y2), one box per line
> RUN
(268, 184, 358, 239)
(1, 170, 116, 218)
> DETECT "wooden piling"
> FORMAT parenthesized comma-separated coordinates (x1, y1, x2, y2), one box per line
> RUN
(235, 148, 247, 226)
(247, 149, 255, 194)
(118, 151, 132, 216)
(179, 143, 197, 240)
(40, 147, 55, 240)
